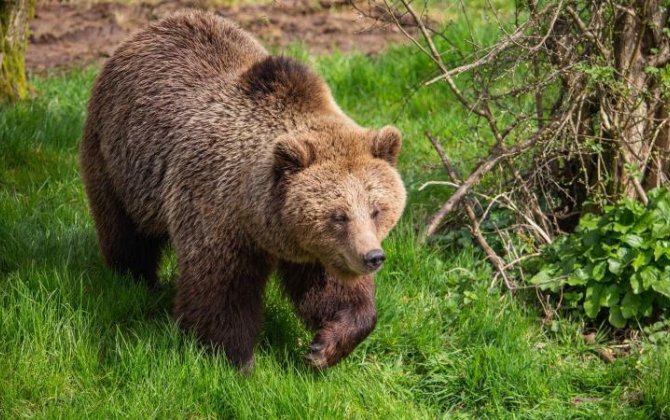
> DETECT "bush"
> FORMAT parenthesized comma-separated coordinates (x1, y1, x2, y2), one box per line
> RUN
(530, 188, 670, 328)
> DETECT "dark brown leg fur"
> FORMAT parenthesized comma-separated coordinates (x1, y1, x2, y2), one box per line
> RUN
(278, 262, 377, 368)
(80, 132, 165, 288)
(173, 239, 272, 370)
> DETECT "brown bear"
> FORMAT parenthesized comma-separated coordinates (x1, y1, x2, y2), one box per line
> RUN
(80, 10, 406, 370)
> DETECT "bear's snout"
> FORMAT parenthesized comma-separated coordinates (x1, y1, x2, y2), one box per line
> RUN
(363, 249, 385, 270)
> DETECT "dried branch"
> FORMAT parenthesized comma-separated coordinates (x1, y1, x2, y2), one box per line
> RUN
(426, 132, 516, 290)
(423, 25, 528, 85)
(421, 117, 564, 242)
(389, 0, 489, 119)
(565, 5, 611, 60)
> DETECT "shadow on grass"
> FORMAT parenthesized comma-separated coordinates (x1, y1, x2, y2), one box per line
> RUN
(1, 206, 316, 373)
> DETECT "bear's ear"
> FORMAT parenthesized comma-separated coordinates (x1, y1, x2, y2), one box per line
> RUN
(371, 126, 402, 166)
(273, 137, 315, 175)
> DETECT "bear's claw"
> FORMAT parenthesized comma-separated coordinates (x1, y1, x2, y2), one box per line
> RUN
(306, 333, 347, 369)
(305, 353, 326, 369)
(305, 346, 330, 369)
(305, 335, 337, 369)
(239, 356, 255, 375)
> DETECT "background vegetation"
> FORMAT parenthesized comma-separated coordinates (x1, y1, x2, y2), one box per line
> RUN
(1, 0, 669, 417)
(0, 0, 35, 101)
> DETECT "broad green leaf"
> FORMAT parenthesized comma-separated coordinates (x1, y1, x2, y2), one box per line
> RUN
(652, 268, 670, 298)
(642, 237, 657, 250)
(579, 214, 599, 230)
(626, 200, 646, 216)
(653, 240, 670, 261)
(583, 300, 600, 319)
(614, 208, 635, 231)
(616, 247, 635, 267)
(632, 251, 651, 271)
(592, 261, 607, 281)
(620, 291, 641, 319)
(613, 223, 631, 234)
(563, 291, 583, 308)
(622, 234, 644, 248)
(631, 272, 643, 294)
(582, 230, 601, 247)
(560, 257, 579, 275)
(587, 244, 608, 261)
(649, 187, 670, 207)
(576, 266, 590, 281)
(584, 284, 603, 318)
(652, 219, 670, 238)
(608, 258, 623, 275)
(599, 284, 621, 308)
(602, 243, 618, 253)
(649, 331, 670, 344)
(608, 306, 627, 328)
(602, 204, 615, 213)
(651, 281, 670, 298)
(657, 196, 670, 220)
(566, 274, 587, 286)
(640, 266, 661, 289)
(530, 268, 557, 290)
(632, 211, 655, 234)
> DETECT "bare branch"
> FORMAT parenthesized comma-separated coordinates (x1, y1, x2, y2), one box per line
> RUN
(565, 5, 611, 60)
(421, 117, 564, 242)
(425, 132, 516, 291)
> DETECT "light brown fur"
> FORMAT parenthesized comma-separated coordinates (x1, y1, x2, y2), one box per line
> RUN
(80, 10, 406, 369)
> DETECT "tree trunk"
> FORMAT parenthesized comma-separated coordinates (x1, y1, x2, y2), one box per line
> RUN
(610, 0, 669, 198)
(0, 0, 34, 101)
(644, 103, 670, 190)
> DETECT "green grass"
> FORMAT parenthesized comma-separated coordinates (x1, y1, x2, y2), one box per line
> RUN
(1, 40, 669, 419)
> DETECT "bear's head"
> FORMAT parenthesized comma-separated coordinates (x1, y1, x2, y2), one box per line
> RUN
(274, 124, 406, 280)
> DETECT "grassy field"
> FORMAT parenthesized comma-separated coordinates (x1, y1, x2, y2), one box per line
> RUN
(2, 17, 670, 419)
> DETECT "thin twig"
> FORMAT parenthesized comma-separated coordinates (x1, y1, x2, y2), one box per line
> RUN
(426, 132, 516, 291)
(565, 5, 611, 60)
(425, 1, 563, 85)
(421, 117, 563, 242)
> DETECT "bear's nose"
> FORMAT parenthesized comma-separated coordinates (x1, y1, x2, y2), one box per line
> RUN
(363, 249, 385, 270)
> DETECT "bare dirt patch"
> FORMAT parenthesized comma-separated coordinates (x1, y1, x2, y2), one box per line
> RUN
(28, 0, 407, 72)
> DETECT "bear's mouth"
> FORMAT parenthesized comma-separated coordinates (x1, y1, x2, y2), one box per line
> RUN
(324, 263, 365, 282)
(325, 254, 377, 281)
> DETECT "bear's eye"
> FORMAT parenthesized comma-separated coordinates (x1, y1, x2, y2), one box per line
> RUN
(332, 212, 349, 224)
(371, 208, 381, 220)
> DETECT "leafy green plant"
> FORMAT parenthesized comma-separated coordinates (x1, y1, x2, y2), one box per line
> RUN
(530, 188, 670, 328)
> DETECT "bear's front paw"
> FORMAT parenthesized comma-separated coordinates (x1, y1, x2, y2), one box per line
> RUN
(305, 335, 340, 369)
(238, 356, 255, 375)
(304, 307, 377, 369)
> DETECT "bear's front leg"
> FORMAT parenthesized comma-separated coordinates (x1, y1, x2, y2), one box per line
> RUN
(278, 262, 377, 368)
(174, 239, 272, 371)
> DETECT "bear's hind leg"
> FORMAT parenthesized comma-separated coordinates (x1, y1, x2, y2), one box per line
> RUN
(102, 226, 165, 288)
(278, 262, 377, 368)
(81, 138, 165, 288)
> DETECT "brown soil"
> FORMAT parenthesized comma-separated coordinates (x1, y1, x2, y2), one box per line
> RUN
(28, 0, 406, 72)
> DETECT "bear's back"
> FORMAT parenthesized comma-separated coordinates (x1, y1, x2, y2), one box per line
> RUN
(90, 11, 268, 133)
(89, 11, 270, 162)
(83, 11, 343, 237)
(117, 11, 267, 82)
(85, 12, 269, 234)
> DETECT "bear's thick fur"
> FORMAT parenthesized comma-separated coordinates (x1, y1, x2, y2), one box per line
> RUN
(80, 11, 406, 369)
